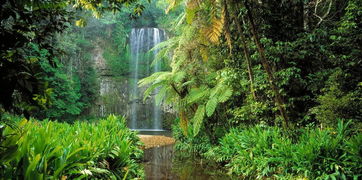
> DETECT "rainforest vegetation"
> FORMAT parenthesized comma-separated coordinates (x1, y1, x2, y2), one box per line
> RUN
(1, 0, 361, 179)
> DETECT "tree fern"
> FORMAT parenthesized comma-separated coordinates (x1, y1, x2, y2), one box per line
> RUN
(138, 2, 236, 138)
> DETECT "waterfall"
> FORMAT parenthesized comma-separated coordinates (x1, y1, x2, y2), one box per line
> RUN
(129, 28, 165, 130)
(152, 28, 162, 130)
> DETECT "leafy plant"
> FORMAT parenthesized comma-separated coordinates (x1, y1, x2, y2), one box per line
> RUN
(204, 120, 362, 179)
(0, 115, 144, 179)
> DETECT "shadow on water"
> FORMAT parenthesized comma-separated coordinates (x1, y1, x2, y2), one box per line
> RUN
(143, 145, 236, 180)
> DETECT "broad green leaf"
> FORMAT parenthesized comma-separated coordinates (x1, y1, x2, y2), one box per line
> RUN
(193, 105, 205, 137)
(206, 97, 218, 117)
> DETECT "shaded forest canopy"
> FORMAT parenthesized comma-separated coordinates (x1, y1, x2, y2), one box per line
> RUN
(0, 0, 361, 179)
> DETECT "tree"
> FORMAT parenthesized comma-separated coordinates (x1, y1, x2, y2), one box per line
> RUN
(0, 0, 144, 117)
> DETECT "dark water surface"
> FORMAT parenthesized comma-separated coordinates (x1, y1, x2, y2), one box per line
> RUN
(143, 145, 236, 180)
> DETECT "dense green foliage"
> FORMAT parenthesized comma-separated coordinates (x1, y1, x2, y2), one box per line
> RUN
(204, 121, 361, 179)
(0, 0, 146, 117)
(140, 0, 362, 178)
(26, 43, 85, 120)
(142, 0, 361, 133)
(1, 0, 361, 178)
(0, 115, 143, 179)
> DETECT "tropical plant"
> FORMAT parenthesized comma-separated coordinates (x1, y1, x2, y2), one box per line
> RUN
(139, 14, 236, 137)
(0, 114, 144, 179)
(204, 120, 362, 179)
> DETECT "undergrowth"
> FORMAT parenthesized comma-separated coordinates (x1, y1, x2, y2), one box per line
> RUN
(0, 114, 144, 179)
(202, 121, 361, 179)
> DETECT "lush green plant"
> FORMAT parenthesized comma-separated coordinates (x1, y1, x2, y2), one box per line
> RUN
(25, 43, 84, 120)
(139, 29, 234, 137)
(0, 115, 144, 179)
(204, 121, 362, 179)
(311, 69, 362, 127)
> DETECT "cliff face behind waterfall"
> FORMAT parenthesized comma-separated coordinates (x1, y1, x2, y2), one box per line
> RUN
(89, 29, 174, 130)
(91, 40, 130, 117)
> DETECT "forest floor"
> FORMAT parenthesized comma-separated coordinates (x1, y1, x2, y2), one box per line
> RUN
(138, 135, 175, 149)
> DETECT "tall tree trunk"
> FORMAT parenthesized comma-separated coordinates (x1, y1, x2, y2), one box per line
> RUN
(244, 1, 289, 128)
(233, 16, 257, 100)
(228, 0, 257, 100)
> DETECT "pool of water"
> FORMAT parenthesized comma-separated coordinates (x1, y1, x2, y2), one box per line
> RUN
(143, 144, 236, 180)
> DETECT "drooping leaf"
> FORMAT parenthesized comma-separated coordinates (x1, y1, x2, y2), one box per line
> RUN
(206, 97, 218, 117)
(218, 87, 233, 103)
(155, 86, 169, 105)
(193, 105, 205, 137)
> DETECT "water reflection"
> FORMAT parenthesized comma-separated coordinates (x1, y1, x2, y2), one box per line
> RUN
(143, 145, 236, 180)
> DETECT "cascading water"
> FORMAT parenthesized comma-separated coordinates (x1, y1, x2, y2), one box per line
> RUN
(129, 28, 166, 130)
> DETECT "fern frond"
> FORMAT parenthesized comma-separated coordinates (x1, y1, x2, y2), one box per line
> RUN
(149, 37, 179, 52)
(218, 87, 233, 103)
(204, 17, 224, 44)
(164, 89, 178, 105)
(193, 104, 205, 137)
(206, 97, 218, 117)
(155, 72, 173, 83)
(138, 72, 161, 87)
(210, 83, 222, 97)
(185, 0, 203, 24)
(186, 87, 209, 104)
(155, 86, 170, 105)
(143, 82, 164, 102)
(151, 47, 169, 67)
(173, 71, 187, 83)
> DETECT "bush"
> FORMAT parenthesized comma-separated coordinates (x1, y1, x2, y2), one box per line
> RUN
(0, 115, 144, 179)
(204, 121, 362, 179)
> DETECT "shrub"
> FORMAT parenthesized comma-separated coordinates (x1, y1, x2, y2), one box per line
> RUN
(0, 115, 144, 179)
